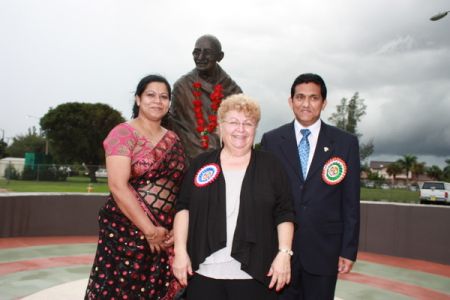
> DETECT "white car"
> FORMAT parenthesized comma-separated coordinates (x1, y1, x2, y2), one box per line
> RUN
(380, 183, 390, 190)
(95, 168, 108, 178)
(419, 181, 450, 205)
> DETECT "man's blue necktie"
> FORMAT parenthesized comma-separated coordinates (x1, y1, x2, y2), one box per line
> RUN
(298, 129, 311, 179)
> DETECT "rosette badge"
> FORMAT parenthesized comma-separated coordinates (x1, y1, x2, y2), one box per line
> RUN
(322, 157, 347, 185)
(194, 163, 221, 187)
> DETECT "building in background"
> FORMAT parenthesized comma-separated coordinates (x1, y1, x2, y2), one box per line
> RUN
(0, 157, 25, 178)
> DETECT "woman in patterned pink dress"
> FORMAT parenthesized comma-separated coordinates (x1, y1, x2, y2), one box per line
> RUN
(85, 75, 187, 299)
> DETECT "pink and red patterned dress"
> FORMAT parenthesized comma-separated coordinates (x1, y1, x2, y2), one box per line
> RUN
(85, 123, 186, 300)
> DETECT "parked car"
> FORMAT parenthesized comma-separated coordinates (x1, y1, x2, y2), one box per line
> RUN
(380, 183, 390, 190)
(419, 181, 450, 205)
(95, 168, 108, 178)
(409, 183, 419, 192)
(394, 183, 407, 189)
(365, 181, 375, 188)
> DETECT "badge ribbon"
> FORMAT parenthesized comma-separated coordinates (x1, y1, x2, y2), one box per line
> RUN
(194, 163, 221, 187)
(322, 157, 347, 185)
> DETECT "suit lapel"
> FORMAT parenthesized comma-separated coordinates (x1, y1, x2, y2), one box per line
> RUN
(306, 122, 335, 182)
(279, 122, 303, 180)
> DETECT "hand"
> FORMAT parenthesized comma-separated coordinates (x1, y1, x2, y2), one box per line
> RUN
(338, 256, 354, 274)
(172, 249, 193, 287)
(267, 252, 291, 291)
(145, 226, 169, 253)
(163, 230, 174, 248)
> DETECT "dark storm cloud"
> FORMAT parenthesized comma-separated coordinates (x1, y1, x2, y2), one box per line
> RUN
(1, 0, 449, 166)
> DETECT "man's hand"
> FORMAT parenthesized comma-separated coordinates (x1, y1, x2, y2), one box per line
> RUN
(338, 257, 354, 274)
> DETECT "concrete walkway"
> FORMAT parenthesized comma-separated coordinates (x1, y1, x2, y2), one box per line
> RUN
(1, 237, 449, 299)
(22, 279, 88, 300)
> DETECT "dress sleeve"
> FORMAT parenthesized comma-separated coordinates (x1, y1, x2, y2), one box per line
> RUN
(103, 123, 136, 158)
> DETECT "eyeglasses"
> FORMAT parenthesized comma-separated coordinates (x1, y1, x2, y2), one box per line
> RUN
(222, 119, 256, 130)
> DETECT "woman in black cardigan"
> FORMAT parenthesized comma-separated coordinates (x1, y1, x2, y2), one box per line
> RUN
(172, 94, 295, 300)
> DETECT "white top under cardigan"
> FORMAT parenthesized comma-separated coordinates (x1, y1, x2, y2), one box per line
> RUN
(196, 169, 252, 279)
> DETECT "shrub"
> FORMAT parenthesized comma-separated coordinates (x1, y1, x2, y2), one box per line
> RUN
(21, 165, 36, 180)
(4, 165, 20, 180)
(21, 165, 68, 181)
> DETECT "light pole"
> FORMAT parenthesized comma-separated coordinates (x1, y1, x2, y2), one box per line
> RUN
(430, 11, 449, 21)
(0, 129, 10, 145)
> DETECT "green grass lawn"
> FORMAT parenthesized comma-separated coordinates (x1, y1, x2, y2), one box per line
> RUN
(0, 177, 420, 203)
(0, 176, 109, 193)
(361, 187, 419, 203)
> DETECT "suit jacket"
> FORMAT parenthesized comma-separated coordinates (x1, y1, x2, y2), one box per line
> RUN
(261, 120, 360, 275)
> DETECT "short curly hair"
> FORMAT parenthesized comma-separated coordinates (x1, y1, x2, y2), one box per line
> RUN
(217, 93, 261, 125)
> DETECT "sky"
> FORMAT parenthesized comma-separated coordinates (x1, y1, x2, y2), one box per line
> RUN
(1, 0, 449, 167)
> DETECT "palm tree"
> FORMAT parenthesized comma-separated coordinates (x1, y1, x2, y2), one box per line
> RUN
(443, 159, 450, 181)
(411, 162, 425, 182)
(426, 165, 443, 180)
(386, 162, 402, 185)
(397, 154, 417, 185)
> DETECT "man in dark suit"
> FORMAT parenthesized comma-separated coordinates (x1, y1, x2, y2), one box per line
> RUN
(261, 73, 360, 300)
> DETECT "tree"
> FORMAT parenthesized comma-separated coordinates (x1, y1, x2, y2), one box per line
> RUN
(411, 161, 425, 182)
(0, 139, 8, 158)
(40, 102, 125, 182)
(328, 92, 374, 162)
(426, 165, 443, 181)
(6, 127, 47, 157)
(359, 139, 374, 162)
(386, 162, 402, 185)
(443, 159, 450, 181)
(396, 154, 417, 185)
(329, 92, 366, 136)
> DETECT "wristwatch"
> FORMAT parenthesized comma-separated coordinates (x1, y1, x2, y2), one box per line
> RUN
(279, 248, 294, 256)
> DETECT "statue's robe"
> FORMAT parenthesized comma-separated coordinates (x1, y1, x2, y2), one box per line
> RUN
(169, 65, 242, 160)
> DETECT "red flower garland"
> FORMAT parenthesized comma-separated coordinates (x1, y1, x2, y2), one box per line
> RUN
(192, 82, 224, 149)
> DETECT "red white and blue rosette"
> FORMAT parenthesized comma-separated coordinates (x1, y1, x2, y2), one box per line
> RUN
(322, 157, 347, 185)
(194, 163, 221, 187)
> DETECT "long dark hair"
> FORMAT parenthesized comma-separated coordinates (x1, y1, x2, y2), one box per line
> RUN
(132, 74, 171, 118)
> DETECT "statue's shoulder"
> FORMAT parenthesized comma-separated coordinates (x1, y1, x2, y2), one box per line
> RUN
(173, 69, 196, 89)
(216, 65, 242, 93)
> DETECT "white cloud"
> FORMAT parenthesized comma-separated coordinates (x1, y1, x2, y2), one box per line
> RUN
(375, 35, 417, 55)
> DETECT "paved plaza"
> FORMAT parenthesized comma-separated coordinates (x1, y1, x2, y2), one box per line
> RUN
(0, 237, 449, 299)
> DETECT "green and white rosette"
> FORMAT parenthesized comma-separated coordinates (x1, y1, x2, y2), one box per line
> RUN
(322, 157, 347, 185)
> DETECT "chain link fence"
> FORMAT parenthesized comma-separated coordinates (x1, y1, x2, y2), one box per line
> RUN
(0, 160, 106, 181)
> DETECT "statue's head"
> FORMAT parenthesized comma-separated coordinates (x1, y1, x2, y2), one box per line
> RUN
(192, 34, 224, 76)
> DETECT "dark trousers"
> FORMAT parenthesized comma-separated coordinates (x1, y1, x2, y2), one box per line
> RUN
(280, 262, 337, 300)
(187, 273, 278, 300)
